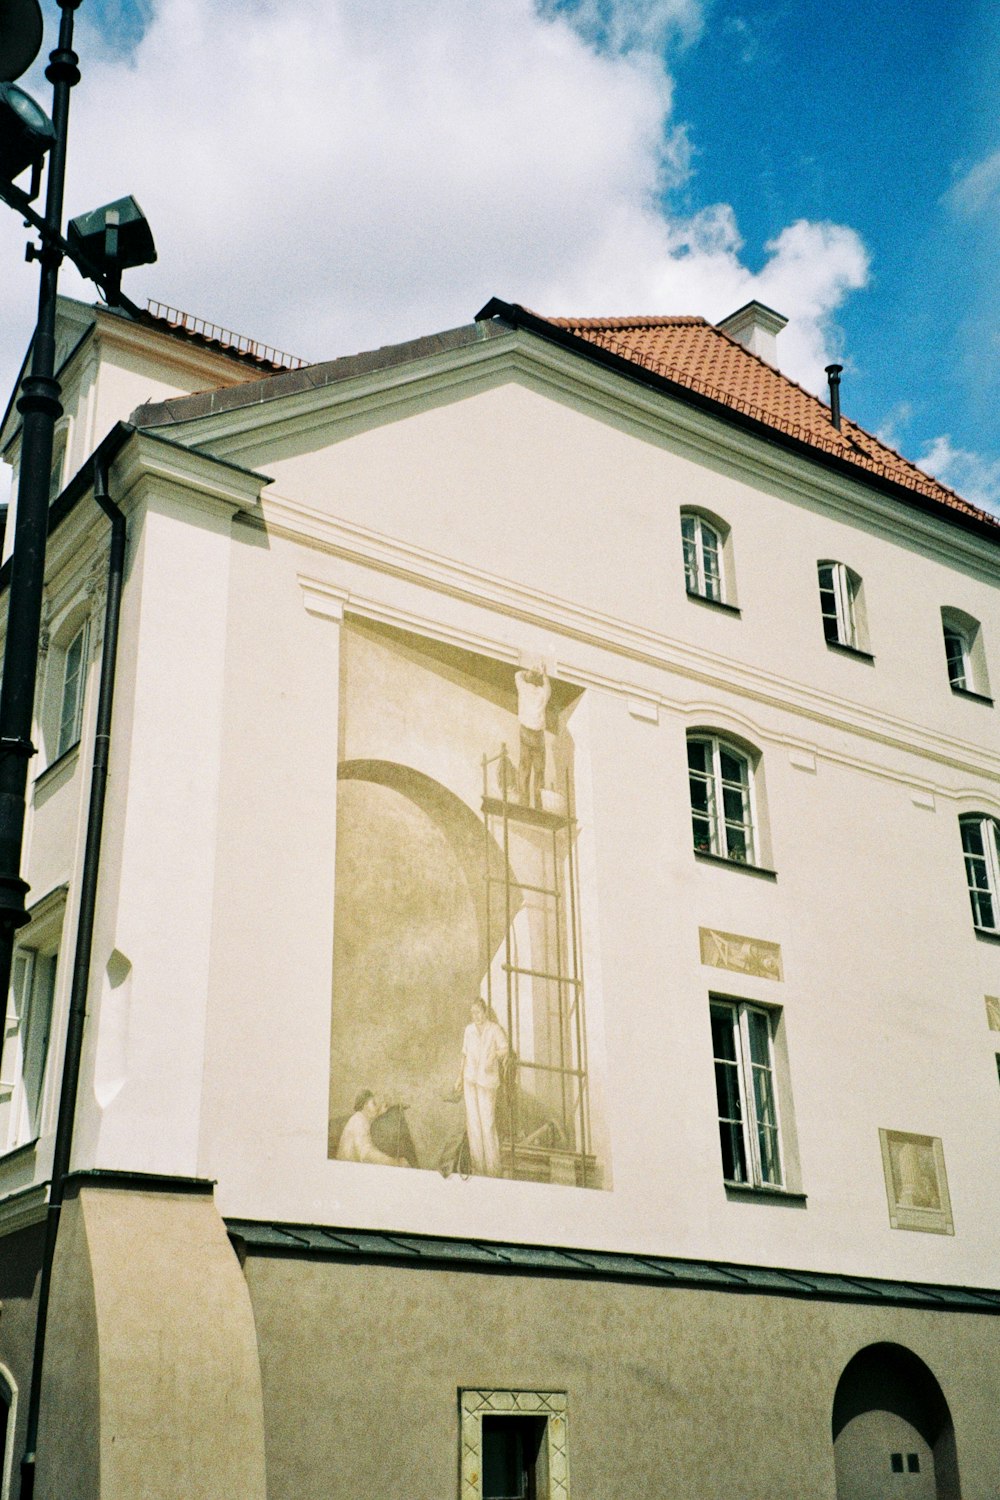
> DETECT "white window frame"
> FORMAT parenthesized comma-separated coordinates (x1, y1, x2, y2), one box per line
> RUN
(681, 512, 724, 603)
(941, 607, 989, 699)
(710, 998, 783, 1188)
(55, 619, 88, 760)
(960, 814, 1000, 933)
(942, 623, 970, 690)
(687, 733, 757, 866)
(48, 420, 69, 502)
(0, 1366, 17, 1500)
(817, 560, 859, 648)
(0, 941, 57, 1155)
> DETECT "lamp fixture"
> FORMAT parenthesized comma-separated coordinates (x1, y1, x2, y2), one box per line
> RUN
(0, 0, 44, 83)
(68, 194, 157, 271)
(0, 78, 55, 186)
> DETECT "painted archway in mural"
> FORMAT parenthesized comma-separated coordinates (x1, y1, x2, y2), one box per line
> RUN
(328, 758, 519, 1171)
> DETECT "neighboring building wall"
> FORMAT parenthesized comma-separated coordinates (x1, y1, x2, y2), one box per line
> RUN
(0, 1222, 45, 1498)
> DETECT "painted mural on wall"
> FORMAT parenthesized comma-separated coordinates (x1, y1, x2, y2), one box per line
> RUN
(878, 1129, 953, 1235)
(328, 619, 609, 1189)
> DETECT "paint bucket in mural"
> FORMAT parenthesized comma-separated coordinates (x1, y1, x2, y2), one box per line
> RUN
(540, 787, 566, 816)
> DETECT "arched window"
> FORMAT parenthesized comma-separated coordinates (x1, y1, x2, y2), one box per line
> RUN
(687, 733, 757, 865)
(943, 621, 970, 690)
(941, 607, 990, 700)
(48, 423, 69, 502)
(39, 601, 92, 768)
(56, 621, 88, 759)
(681, 511, 728, 604)
(959, 814, 1000, 933)
(817, 560, 863, 650)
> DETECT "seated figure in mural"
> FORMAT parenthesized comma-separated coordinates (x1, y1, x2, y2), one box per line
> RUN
(456, 998, 509, 1177)
(515, 664, 551, 808)
(336, 1090, 412, 1167)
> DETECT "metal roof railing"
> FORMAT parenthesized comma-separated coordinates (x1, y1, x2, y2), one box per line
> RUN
(145, 300, 308, 370)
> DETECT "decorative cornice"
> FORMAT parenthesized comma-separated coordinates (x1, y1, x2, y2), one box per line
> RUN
(166, 327, 996, 576)
(284, 509, 1000, 788)
(298, 576, 350, 623)
(0, 1183, 47, 1237)
(109, 430, 270, 518)
(225, 1219, 1000, 1315)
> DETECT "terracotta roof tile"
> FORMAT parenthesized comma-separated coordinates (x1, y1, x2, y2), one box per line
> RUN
(541, 313, 996, 531)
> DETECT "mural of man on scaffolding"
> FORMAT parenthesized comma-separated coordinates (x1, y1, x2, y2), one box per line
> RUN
(515, 663, 550, 809)
(328, 618, 609, 1190)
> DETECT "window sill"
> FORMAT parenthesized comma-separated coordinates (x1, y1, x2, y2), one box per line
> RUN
(0, 1136, 39, 1165)
(685, 589, 741, 617)
(825, 639, 875, 664)
(724, 1181, 807, 1204)
(694, 849, 777, 881)
(951, 685, 993, 706)
(974, 926, 1000, 946)
(33, 741, 80, 791)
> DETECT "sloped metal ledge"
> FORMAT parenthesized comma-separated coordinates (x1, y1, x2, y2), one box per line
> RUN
(225, 1219, 1000, 1314)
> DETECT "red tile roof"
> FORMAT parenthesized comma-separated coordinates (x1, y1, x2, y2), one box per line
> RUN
(532, 311, 996, 531)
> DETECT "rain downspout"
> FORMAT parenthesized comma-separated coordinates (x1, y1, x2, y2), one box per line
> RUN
(19, 452, 126, 1500)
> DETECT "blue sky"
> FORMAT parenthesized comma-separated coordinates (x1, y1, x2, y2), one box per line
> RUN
(667, 0, 1000, 503)
(2, 0, 998, 510)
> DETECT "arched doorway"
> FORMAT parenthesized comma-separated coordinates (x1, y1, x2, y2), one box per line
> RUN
(832, 1343, 960, 1500)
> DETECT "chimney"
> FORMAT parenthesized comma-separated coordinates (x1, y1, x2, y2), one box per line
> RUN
(825, 363, 843, 431)
(717, 300, 788, 367)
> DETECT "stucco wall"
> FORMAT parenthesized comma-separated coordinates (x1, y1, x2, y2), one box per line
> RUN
(243, 1252, 1000, 1500)
(4, 340, 998, 1291)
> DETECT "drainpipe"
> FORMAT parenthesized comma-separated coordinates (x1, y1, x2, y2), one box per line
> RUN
(19, 452, 126, 1500)
(826, 363, 843, 431)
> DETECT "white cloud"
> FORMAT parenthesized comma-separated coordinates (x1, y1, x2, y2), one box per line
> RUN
(946, 149, 1000, 217)
(1, 0, 870, 447)
(541, 0, 703, 55)
(918, 435, 1000, 517)
(875, 401, 913, 453)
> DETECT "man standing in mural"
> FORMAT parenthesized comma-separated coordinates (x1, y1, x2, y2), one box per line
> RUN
(336, 1090, 412, 1167)
(456, 998, 510, 1176)
(515, 663, 551, 809)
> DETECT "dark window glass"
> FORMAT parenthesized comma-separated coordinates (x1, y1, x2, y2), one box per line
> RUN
(482, 1417, 544, 1500)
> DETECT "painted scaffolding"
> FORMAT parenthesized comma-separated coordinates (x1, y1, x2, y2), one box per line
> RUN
(480, 748, 594, 1187)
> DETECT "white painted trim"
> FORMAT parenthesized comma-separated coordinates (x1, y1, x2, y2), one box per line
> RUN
(297, 577, 350, 623)
(0, 1360, 18, 1500)
(284, 503, 1000, 785)
(147, 326, 998, 576)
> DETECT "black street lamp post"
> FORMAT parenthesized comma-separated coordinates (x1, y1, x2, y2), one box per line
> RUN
(0, 6, 155, 1494)
(0, 0, 82, 1055)
(0, 0, 153, 1054)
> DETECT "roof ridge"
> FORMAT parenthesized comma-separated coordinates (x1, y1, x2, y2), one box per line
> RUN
(551, 314, 710, 330)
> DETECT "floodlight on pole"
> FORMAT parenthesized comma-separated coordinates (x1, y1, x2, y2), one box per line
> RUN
(0, 0, 44, 81)
(0, 78, 55, 189)
(69, 193, 157, 300)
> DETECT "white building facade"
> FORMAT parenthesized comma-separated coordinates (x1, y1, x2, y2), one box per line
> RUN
(0, 295, 998, 1499)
